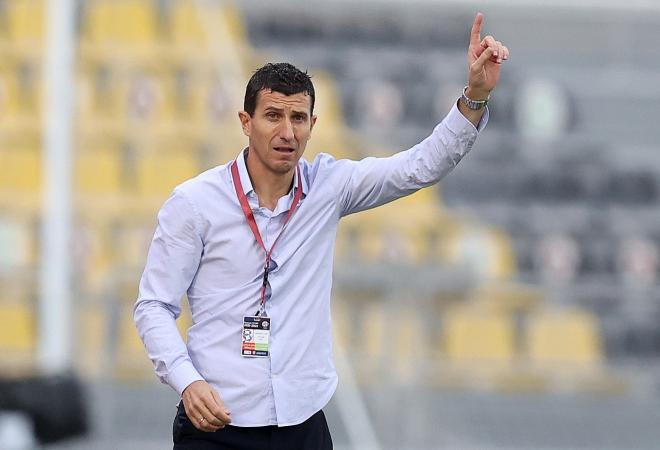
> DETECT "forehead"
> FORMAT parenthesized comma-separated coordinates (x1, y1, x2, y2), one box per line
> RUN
(255, 89, 312, 112)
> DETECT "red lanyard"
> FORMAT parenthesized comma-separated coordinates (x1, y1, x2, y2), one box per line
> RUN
(230, 160, 303, 315)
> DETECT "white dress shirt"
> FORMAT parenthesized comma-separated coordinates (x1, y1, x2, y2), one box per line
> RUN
(133, 102, 487, 426)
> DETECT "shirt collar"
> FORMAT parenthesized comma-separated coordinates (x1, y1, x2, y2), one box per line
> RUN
(234, 148, 308, 197)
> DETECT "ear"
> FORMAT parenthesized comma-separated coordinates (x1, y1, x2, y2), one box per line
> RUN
(309, 115, 317, 135)
(238, 111, 251, 137)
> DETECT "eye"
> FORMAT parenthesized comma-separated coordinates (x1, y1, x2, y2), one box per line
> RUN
(266, 111, 279, 120)
(292, 114, 305, 123)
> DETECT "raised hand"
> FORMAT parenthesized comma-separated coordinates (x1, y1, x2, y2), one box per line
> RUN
(466, 12, 509, 100)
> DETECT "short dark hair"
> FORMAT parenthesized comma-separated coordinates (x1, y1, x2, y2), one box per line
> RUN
(243, 62, 315, 116)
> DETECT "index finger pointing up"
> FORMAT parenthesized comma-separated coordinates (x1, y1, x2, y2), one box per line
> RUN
(470, 12, 484, 47)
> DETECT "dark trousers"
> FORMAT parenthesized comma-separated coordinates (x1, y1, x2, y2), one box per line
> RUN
(173, 402, 333, 450)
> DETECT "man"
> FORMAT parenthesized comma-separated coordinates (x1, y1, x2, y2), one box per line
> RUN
(134, 12, 508, 450)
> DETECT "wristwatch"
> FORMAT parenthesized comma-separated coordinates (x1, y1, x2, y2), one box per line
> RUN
(461, 86, 489, 110)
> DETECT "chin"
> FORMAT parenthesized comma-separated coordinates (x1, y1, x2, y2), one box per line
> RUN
(270, 162, 295, 174)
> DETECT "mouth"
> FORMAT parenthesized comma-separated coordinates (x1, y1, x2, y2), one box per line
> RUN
(273, 146, 296, 154)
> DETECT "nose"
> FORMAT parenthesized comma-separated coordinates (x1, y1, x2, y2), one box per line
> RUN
(278, 118, 295, 142)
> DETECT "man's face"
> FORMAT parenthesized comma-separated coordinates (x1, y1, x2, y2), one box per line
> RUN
(239, 89, 316, 176)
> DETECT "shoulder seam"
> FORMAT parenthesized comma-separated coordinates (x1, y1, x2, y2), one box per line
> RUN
(172, 187, 203, 239)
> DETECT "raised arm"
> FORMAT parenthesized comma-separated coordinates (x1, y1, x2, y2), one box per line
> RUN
(337, 13, 508, 216)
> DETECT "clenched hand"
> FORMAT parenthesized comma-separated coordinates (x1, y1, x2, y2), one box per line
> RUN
(182, 380, 232, 432)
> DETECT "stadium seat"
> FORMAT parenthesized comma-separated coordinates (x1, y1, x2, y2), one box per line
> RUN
(353, 301, 387, 382)
(445, 223, 517, 280)
(174, 68, 236, 127)
(75, 147, 123, 195)
(0, 67, 20, 121)
(169, 1, 247, 51)
(442, 306, 516, 366)
(469, 282, 543, 314)
(306, 72, 356, 161)
(390, 306, 426, 384)
(525, 308, 603, 368)
(339, 187, 450, 264)
(72, 221, 112, 291)
(5, 0, 45, 50)
(124, 67, 176, 125)
(331, 297, 351, 349)
(115, 302, 153, 379)
(83, 0, 159, 47)
(343, 299, 430, 385)
(0, 62, 42, 127)
(79, 64, 174, 127)
(77, 303, 107, 377)
(0, 302, 35, 353)
(76, 64, 125, 123)
(112, 219, 154, 270)
(136, 148, 199, 197)
(114, 285, 192, 380)
(0, 145, 42, 195)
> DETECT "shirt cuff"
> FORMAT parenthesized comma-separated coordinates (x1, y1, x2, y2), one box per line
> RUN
(168, 360, 204, 396)
(444, 100, 489, 135)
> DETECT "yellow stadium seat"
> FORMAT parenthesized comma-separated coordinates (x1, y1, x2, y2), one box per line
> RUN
(169, 1, 246, 50)
(6, 0, 45, 47)
(0, 303, 35, 352)
(121, 67, 173, 125)
(391, 306, 425, 384)
(113, 220, 154, 269)
(78, 304, 107, 377)
(308, 72, 343, 129)
(0, 146, 42, 193)
(0, 63, 42, 126)
(445, 223, 516, 280)
(75, 147, 123, 195)
(79, 63, 180, 131)
(73, 221, 113, 291)
(338, 187, 450, 264)
(304, 72, 355, 161)
(76, 64, 124, 122)
(136, 149, 198, 197)
(470, 282, 543, 314)
(0, 67, 21, 119)
(331, 297, 350, 349)
(115, 303, 153, 379)
(526, 308, 603, 368)
(179, 69, 237, 124)
(83, 0, 159, 46)
(115, 293, 192, 380)
(353, 301, 387, 382)
(347, 301, 427, 385)
(443, 306, 516, 366)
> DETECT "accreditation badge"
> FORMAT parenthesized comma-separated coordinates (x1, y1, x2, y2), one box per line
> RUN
(241, 316, 271, 357)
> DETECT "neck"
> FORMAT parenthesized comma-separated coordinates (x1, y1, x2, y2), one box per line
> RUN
(245, 150, 295, 210)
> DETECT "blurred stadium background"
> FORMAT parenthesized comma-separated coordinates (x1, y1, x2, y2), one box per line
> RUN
(1, 0, 660, 448)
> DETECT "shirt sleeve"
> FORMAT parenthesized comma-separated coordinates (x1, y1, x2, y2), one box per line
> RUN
(338, 101, 488, 217)
(133, 188, 205, 395)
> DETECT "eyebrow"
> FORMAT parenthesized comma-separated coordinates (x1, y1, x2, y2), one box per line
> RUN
(263, 106, 309, 118)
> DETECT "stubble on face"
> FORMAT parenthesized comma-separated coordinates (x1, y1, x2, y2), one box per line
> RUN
(240, 90, 316, 178)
